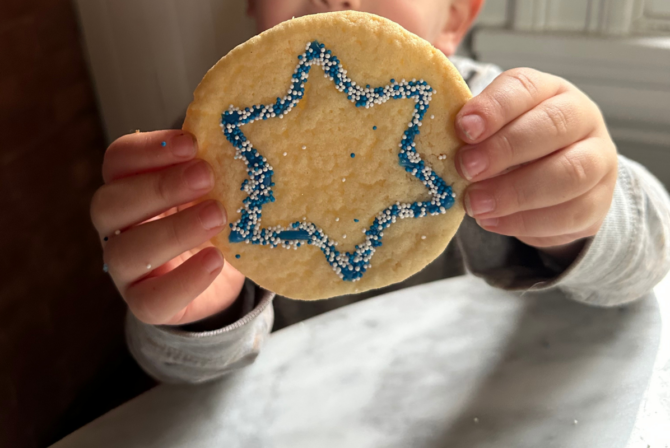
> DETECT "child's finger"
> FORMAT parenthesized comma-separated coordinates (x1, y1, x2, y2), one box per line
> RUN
(475, 183, 611, 238)
(103, 200, 226, 285)
(91, 159, 214, 237)
(456, 68, 565, 144)
(103, 131, 197, 183)
(464, 137, 613, 219)
(124, 247, 224, 325)
(456, 91, 599, 181)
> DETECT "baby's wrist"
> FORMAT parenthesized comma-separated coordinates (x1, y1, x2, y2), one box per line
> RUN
(170, 282, 248, 332)
(173, 297, 244, 332)
(535, 238, 587, 269)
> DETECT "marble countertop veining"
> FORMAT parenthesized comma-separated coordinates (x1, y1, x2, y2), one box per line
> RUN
(52, 275, 669, 448)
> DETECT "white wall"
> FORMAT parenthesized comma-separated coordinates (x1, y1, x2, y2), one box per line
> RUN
(472, 0, 670, 188)
(74, 0, 255, 141)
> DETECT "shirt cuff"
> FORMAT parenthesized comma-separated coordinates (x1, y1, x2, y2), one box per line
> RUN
(125, 281, 275, 384)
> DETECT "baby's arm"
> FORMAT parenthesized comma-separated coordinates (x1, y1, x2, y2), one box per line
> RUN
(458, 155, 670, 305)
(551, 156, 670, 305)
(91, 130, 273, 383)
(454, 68, 670, 304)
(126, 280, 275, 384)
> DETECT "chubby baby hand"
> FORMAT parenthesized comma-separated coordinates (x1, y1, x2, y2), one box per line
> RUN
(90, 131, 245, 325)
(455, 68, 618, 252)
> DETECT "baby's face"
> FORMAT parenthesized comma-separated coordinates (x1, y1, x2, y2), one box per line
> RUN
(250, 0, 454, 53)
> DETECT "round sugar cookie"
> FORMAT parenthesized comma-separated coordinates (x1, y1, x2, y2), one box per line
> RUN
(183, 11, 471, 300)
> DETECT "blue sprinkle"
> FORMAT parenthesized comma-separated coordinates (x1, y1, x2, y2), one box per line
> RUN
(277, 230, 310, 241)
(229, 231, 246, 243)
(102, 264, 109, 273)
(161, 141, 167, 147)
(354, 219, 359, 222)
(373, 126, 377, 130)
(350, 153, 355, 158)
(235, 254, 241, 259)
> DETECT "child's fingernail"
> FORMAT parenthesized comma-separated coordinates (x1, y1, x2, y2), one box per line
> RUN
(202, 250, 224, 274)
(170, 133, 197, 158)
(459, 114, 485, 142)
(200, 201, 226, 230)
(478, 218, 499, 228)
(184, 160, 213, 191)
(459, 147, 488, 180)
(464, 190, 496, 216)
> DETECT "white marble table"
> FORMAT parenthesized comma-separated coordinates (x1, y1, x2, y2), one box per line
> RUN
(627, 274, 670, 448)
(52, 275, 668, 448)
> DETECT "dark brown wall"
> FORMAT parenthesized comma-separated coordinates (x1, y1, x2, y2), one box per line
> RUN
(0, 0, 154, 446)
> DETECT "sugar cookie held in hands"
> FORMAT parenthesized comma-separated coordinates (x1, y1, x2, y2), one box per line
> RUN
(184, 11, 471, 300)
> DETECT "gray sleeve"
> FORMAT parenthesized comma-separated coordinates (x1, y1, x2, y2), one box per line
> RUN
(125, 283, 275, 384)
(458, 155, 670, 307)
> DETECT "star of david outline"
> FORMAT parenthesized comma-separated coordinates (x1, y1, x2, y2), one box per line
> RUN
(221, 40, 456, 282)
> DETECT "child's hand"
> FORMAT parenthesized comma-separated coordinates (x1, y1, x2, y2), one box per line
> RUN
(90, 131, 245, 325)
(455, 68, 618, 251)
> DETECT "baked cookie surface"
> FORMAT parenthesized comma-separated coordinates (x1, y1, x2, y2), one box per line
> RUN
(183, 11, 471, 300)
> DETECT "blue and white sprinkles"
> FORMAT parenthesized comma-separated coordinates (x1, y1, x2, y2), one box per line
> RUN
(221, 40, 456, 282)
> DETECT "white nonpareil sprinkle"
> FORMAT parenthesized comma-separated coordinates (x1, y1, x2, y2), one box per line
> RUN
(343, 235, 347, 239)
(421, 235, 426, 240)
(302, 145, 307, 150)
(474, 418, 479, 423)
(283, 152, 288, 156)
(146, 264, 152, 270)
(431, 115, 435, 119)
(336, 217, 340, 222)
(114, 230, 121, 235)
(573, 420, 578, 425)
(342, 178, 346, 182)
